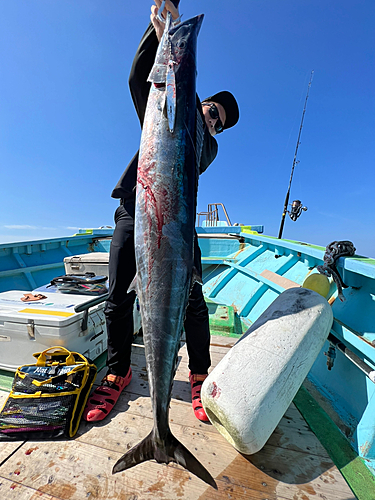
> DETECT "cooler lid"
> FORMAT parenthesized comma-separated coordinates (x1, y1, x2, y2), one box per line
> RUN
(63, 252, 109, 264)
(0, 290, 97, 327)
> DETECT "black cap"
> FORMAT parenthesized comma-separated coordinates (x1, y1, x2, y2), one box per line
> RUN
(202, 91, 239, 130)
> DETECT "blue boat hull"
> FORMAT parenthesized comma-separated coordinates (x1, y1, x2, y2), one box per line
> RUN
(198, 226, 375, 476)
(1, 225, 374, 476)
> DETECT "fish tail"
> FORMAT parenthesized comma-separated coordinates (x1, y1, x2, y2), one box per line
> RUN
(112, 428, 217, 489)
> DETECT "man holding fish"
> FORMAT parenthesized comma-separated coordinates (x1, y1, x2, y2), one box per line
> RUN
(84, 0, 239, 426)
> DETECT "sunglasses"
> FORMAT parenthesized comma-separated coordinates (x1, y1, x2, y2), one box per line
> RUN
(202, 103, 224, 134)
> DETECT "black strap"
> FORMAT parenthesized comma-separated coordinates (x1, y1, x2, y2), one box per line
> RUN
(317, 241, 356, 301)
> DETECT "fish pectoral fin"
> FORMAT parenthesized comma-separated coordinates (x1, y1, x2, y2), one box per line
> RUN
(148, 63, 167, 84)
(192, 266, 203, 286)
(166, 60, 176, 133)
(113, 428, 217, 489)
(127, 276, 137, 294)
(163, 96, 169, 120)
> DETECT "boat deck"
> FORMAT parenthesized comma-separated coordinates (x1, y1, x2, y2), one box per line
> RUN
(0, 336, 355, 499)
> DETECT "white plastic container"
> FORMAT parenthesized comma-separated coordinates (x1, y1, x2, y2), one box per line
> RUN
(201, 287, 333, 455)
(0, 290, 108, 371)
(63, 252, 141, 336)
(64, 252, 109, 277)
(0, 289, 140, 372)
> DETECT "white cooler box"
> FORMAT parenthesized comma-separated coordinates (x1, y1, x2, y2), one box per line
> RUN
(0, 289, 141, 372)
(64, 252, 109, 277)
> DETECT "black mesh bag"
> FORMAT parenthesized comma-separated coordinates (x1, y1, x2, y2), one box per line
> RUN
(0, 347, 97, 440)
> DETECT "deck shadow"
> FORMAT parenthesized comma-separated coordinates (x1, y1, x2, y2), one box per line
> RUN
(239, 447, 335, 485)
(171, 378, 192, 404)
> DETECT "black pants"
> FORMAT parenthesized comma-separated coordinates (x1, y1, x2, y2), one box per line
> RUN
(104, 202, 211, 377)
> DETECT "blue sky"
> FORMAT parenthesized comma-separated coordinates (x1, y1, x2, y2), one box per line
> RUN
(1, 0, 374, 257)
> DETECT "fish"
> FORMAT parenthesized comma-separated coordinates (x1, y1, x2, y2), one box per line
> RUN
(112, 12, 217, 489)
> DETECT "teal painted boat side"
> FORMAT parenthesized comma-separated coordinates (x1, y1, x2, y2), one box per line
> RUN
(0, 229, 113, 293)
(198, 227, 375, 476)
(1, 226, 375, 479)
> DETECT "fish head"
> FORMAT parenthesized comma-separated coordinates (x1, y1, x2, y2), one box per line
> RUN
(169, 14, 204, 70)
(148, 14, 203, 85)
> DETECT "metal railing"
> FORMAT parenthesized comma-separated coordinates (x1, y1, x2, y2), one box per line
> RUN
(197, 203, 232, 227)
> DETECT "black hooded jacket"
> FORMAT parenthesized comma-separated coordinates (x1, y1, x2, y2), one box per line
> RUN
(111, 22, 218, 200)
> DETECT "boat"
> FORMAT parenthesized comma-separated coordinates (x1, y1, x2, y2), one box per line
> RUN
(0, 206, 374, 499)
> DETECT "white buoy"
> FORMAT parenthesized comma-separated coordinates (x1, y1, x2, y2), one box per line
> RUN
(201, 287, 333, 455)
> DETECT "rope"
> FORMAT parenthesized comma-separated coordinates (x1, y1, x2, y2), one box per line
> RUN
(317, 241, 356, 302)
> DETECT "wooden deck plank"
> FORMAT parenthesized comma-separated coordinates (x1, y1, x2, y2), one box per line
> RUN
(0, 390, 26, 465)
(260, 269, 300, 290)
(0, 441, 24, 467)
(0, 336, 355, 499)
(0, 434, 353, 500)
(0, 440, 206, 500)
(1, 438, 293, 500)
(81, 379, 330, 460)
(0, 477, 61, 500)
(214, 446, 354, 499)
(75, 396, 351, 497)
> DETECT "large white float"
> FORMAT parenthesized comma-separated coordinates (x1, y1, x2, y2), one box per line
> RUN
(201, 287, 333, 454)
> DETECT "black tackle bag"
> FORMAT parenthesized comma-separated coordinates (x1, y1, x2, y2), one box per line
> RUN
(0, 347, 97, 440)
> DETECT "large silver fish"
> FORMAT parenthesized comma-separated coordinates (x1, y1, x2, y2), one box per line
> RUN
(112, 13, 216, 489)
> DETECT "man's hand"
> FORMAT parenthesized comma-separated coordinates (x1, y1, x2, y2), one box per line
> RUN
(151, 0, 180, 42)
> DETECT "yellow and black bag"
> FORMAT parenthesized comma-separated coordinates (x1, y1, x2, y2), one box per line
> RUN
(0, 347, 97, 440)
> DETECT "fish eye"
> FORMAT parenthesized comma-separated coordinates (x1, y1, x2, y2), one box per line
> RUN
(171, 25, 189, 44)
(177, 39, 186, 48)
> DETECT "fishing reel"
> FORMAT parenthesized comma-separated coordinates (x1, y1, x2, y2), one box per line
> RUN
(288, 200, 308, 222)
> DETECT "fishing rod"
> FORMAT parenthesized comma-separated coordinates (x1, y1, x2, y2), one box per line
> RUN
(277, 70, 314, 239)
